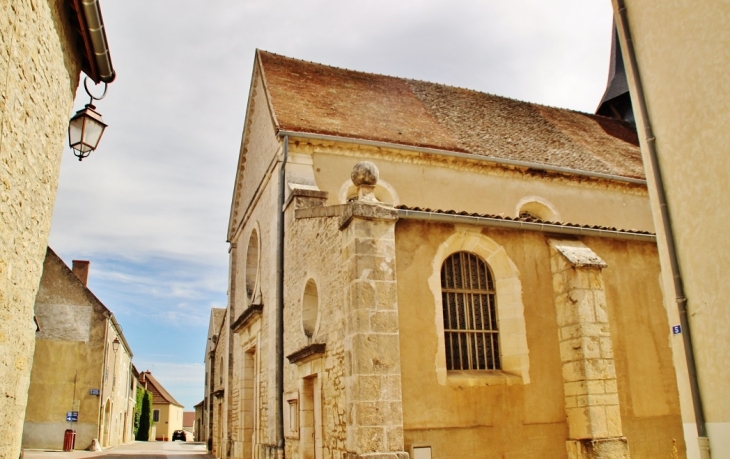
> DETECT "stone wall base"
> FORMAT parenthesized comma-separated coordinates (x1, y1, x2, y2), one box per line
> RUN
(258, 444, 283, 459)
(343, 453, 409, 459)
(566, 438, 629, 459)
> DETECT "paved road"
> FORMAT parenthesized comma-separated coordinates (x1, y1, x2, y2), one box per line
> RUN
(24, 441, 212, 459)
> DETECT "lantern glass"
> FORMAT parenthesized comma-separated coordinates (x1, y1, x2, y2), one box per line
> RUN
(112, 338, 120, 353)
(68, 105, 107, 156)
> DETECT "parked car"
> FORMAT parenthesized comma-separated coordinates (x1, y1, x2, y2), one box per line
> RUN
(172, 430, 187, 441)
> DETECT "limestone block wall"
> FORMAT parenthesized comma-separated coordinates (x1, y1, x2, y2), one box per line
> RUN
(0, 1, 81, 457)
(283, 208, 349, 459)
(212, 309, 228, 457)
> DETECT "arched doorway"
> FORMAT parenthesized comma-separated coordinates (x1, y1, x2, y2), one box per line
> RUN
(102, 399, 112, 447)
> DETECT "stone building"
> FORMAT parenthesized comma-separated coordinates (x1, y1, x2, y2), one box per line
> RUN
(23, 248, 135, 450)
(604, 2, 730, 458)
(0, 1, 114, 457)
(203, 307, 227, 448)
(215, 50, 687, 459)
(138, 371, 184, 441)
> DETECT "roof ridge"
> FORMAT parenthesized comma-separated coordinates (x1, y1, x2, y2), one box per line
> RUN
(256, 50, 602, 117)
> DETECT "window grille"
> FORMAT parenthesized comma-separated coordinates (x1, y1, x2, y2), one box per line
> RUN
(441, 251, 500, 370)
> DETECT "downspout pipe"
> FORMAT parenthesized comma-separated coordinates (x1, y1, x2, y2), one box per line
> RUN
(614, 1, 709, 451)
(275, 134, 289, 454)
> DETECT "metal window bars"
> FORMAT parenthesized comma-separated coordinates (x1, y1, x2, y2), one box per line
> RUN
(441, 251, 500, 371)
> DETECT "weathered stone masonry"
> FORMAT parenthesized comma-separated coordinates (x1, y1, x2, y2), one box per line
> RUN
(0, 1, 81, 457)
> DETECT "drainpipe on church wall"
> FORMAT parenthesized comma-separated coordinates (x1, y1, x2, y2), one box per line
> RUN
(275, 134, 289, 457)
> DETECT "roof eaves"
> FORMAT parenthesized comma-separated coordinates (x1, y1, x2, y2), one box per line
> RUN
(396, 205, 655, 242)
(277, 130, 647, 185)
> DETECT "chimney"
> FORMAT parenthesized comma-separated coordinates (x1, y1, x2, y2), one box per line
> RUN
(72, 260, 90, 286)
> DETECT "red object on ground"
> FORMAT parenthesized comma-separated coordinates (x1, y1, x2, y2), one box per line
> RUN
(63, 429, 76, 452)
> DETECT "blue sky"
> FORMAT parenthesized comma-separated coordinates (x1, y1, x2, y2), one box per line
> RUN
(47, 0, 614, 410)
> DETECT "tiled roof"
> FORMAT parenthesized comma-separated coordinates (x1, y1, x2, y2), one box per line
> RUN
(211, 308, 225, 332)
(183, 411, 196, 427)
(258, 51, 644, 179)
(139, 371, 183, 407)
(395, 205, 654, 238)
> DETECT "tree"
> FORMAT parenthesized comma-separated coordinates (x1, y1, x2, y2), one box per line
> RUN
(135, 390, 154, 441)
(133, 387, 144, 436)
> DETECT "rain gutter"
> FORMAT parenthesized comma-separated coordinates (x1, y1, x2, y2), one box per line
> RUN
(276, 130, 647, 185)
(397, 208, 656, 242)
(613, 1, 709, 454)
(275, 134, 288, 452)
(74, 0, 116, 83)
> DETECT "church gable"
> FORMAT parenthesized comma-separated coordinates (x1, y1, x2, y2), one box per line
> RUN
(227, 55, 282, 242)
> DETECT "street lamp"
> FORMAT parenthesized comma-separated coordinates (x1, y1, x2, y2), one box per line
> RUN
(68, 78, 108, 161)
(112, 337, 120, 353)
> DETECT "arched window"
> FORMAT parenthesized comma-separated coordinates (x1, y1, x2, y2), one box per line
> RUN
(441, 251, 499, 371)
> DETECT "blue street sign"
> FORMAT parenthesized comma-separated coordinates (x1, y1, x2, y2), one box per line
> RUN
(89, 389, 100, 396)
(66, 411, 78, 422)
(672, 325, 682, 335)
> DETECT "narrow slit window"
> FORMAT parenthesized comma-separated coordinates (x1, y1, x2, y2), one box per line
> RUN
(441, 252, 499, 370)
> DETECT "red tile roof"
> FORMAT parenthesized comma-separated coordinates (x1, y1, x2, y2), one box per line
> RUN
(138, 371, 183, 408)
(258, 51, 644, 179)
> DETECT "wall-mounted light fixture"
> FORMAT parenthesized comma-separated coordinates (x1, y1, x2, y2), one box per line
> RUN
(112, 337, 120, 353)
(69, 78, 108, 161)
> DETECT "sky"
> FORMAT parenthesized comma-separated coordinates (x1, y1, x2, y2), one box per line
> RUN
(48, 1, 615, 411)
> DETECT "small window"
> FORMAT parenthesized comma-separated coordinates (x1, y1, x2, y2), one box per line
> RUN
(441, 252, 499, 371)
(153, 410, 160, 422)
(246, 229, 260, 301)
(284, 391, 299, 438)
(302, 279, 319, 338)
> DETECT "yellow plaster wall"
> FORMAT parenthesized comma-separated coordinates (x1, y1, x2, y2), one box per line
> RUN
(297, 141, 654, 232)
(395, 220, 685, 458)
(154, 404, 183, 441)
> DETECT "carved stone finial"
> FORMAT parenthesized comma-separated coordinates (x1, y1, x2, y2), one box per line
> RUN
(351, 161, 379, 187)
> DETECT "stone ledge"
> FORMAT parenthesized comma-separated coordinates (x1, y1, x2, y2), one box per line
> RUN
(343, 453, 409, 459)
(445, 370, 523, 387)
(296, 204, 347, 219)
(286, 343, 326, 364)
(231, 304, 263, 332)
(340, 202, 398, 229)
(285, 185, 329, 211)
(566, 437, 629, 459)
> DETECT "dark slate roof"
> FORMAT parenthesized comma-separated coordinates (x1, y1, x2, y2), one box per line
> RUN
(258, 50, 645, 179)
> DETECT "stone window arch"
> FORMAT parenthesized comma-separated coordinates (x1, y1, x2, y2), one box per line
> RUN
(430, 230, 530, 385)
(441, 251, 500, 371)
(516, 196, 559, 221)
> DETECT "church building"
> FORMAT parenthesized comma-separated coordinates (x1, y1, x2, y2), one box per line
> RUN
(214, 50, 685, 459)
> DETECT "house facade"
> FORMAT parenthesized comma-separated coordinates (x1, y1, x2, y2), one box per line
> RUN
(607, 2, 730, 458)
(138, 371, 184, 441)
(214, 50, 686, 459)
(0, 1, 114, 457)
(23, 248, 136, 450)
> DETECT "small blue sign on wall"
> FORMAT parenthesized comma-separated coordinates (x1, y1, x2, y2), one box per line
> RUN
(66, 411, 78, 422)
(672, 325, 682, 335)
(89, 389, 100, 396)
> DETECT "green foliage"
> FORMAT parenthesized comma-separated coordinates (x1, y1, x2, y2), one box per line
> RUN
(135, 390, 154, 441)
(133, 387, 144, 436)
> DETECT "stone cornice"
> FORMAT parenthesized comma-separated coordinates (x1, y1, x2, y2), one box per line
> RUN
(286, 343, 326, 365)
(231, 304, 263, 333)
